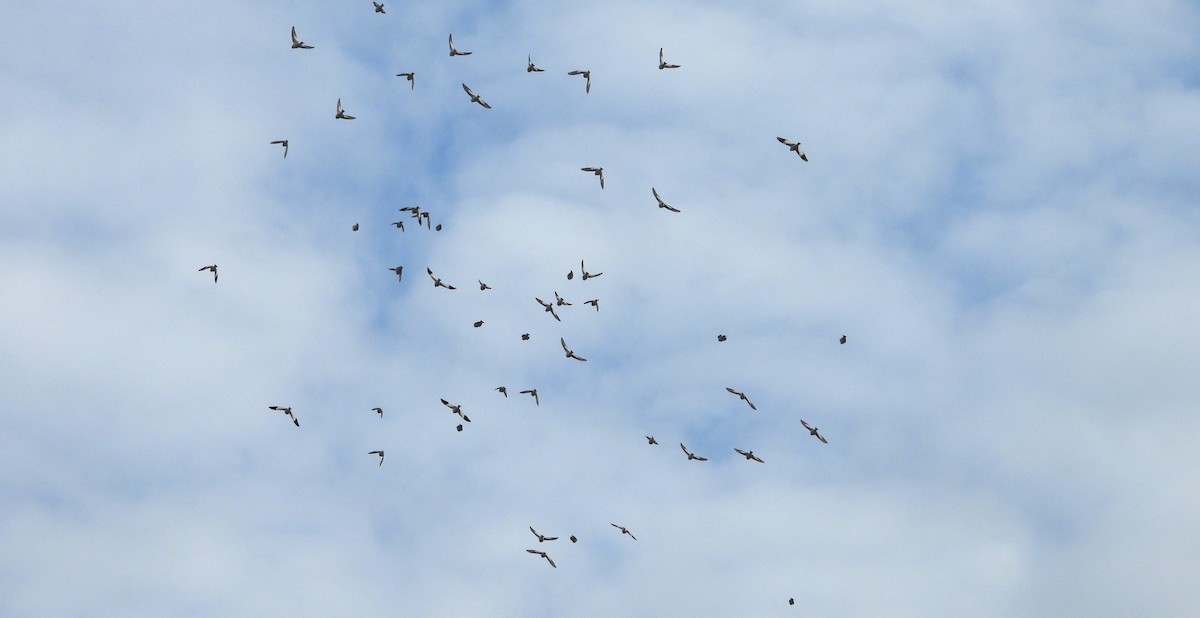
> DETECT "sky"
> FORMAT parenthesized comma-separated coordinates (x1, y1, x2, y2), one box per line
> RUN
(1, 0, 1199, 615)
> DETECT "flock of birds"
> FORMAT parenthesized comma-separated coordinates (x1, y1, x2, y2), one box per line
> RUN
(207, 5, 834, 605)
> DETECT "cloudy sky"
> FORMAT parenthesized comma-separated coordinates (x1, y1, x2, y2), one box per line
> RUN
(2, 0, 1198, 615)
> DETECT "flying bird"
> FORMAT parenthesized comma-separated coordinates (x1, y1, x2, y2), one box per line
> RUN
(570, 535, 577, 543)
(268, 405, 299, 427)
(389, 266, 404, 281)
(427, 267, 456, 289)
(581, 167, 604, 189)
(554, 291, 571, 306)
(521, 333, 531, 340)
(645, 435, 658, 445)
(652, 187, 680, 212)
(527, 55, 544, 72)
(526, 549, 556, 568)
(566, 270, 574, 280)
(560, 337, 587, 362)
(520, 389, 539, 406)
(373, 2, 385, 13)
(580, 260, 602, 280)
(448, 34, 471, 56)
(535, 297, 561, 322)
(352, 223, 360, 231)
(335, 98, 355, 120)
(198, 264, 217, 283)
(391, 220, 405, 231)
(800, 420, 828, 444)
(396, 72, 414, 89)
(530, 527, 558, 542)
(734, 448, 765, 463)
(680, 443, 707, 461)
(462, 83, 491, 108)
(495, 386, 507, 397)
(567, 69, 591, 93)
(441, 398, 470, 422)
(610, 523, 637, 540)
(290, 26, 314, 49)
(726, 387, 757, 410)
(717, 334, 727, 342)
(456, 424, 463, 432)
(776, 137, 809, 161)
(479, 280, 492, 290)
(584, 299, 599, 311)
(839, 334, 847, 344)
(658, 47, 680, 69)
(269, 139, 288, 158)
(369, 450, 385, 466)
(473, 320, 484, 328)
(372, 407, 383, 417)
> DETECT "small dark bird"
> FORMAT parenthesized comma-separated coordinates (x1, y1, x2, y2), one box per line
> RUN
(839, 335, 847, 344)
(427, 267, 456, 290)
(372, 407, 383, 417)
(335, 98, 355, 120)
(560, 337, 587, 361)
(441, 398, 471, 422)
(456, 423, 463, 432)
(526, 549, 556, 568)
(652, 187, 680, 212)
(479, 280, 492, 290)
(646, 436, 658, 445)
(567, 270, 574, 280)
(658, 48, 680, 69)
(520, 389, 539, 406)
(290, 27, 315, 50)
(726, 387, 757, 410)
(527, 55, 544, 72)
(800, 420, 828, 444)
(567, 69, 591, 93)
(530, 527, 558, 542)
(199, 264, 218, 283)
(610, 523, 637, 540)
(717, 334, 727, 342)
(581, 167, 604, 189)
(352, 223, 360, 231)
(535, 297, 561, 322)
(270, 139, 288, 158)
(435, 224, 443, 231)
(585, 299, 599, 311)
(554, 291, 571, 306)
(776, 137, 809, 161)
(389, 266, 404, 282)
(580, 260, 602, 280)
(373, 2, 385, 13)
(496, 386, 507, 397)
(473, 320, 484, 328)
(268, 405, 299, 427)
(680, 443, 707, 461)
(734, 448, 765, 463)
(448, 34, 471, 56)
(570, 535, 577, 543)
(369, 450, 385, 465)
(396, 72, 414, 89)
(462, 83, 491, 109)
(789, 598, 795, 606)
(391, 220, 405, 231)
(521, 333, 531, 340)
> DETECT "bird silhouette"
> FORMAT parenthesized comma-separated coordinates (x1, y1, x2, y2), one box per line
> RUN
(520, 389, 539, 406)
(396, 72, 414, 89)
(269, 139, 288, 158)
(198, 264, 217, 283)
(776, 137, 809, 161)
(290, 26, 314, 49)
(529, 527, 558, 542)
(560, 337, 587, 362)
(567, 69, 591, 93)
(726, 387, 757, 410)
(535, 297, 561, 321)
(368, 450, 385, 465)
(800, 420, 828, 444)
(610, 523, 637, 540)
(336, 98, 355, 120)
(652, 187, 680, 212)
(526, 549, 556, 568)
(734, 448, 765, 463)
(373, 2, 385, 14)
(448, 34, 471, 56)
(389, 266, 404, 282)
(527, 55, 544, 72)
(427, 267, 456, 290)
(658, 48, 680, 69)
(462, 83, 491, 109)
(268, 406, 299, 427)
(581, 167, 604, 189)
(680, 443, 707, 461)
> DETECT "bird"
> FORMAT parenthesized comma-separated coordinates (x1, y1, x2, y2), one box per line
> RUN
(652, 187, 680, 212)
(268, 405, 299, 427)
(776, 137, 809, 161)
(726, 387, 757, 410)
(391, 220, 405, 231)
(496, 386, 507, 397)
(456, 423, 464, 432)
(427, 267, 456, 290)
(560, 337, 587, 361)
(373, 2, 385, 13)
(396, 72, 414, 89)
(352, 223, 360, 231)
(372, 407, 383, 418)
(535, 297, 561, 322)
(526, 549, 556, 568)
(585, 299, 599, 311)
(839, 334, 847, 344)
(520, 389, 539, 406)
(389, 266, 404, 282)
(645, 435, 658, 445)
(369, 450, 385, 466)
(570, 535, 577, 543)
(441, 398, 471, 422)
(530, 527, 558, 542)
(198, 264, 217, 283)
(521, 333, 531, 340)
(566, 270, 574, 280)
(269, 139, 288, 158)
(473, 320, 484, 328)
(717, 334, 727, 342)
(789, 598, 795, 606)
(658, 47, 680, 69)
(527, 55, 544, 72)
(554, 291, 571, 306)
(290, 26, 314, 49)
(680, 443, 707, 461)
(800, 420, 828, 444)
(610, 523, 637, 540)
(580, 260, 602, 280)
(448, 34, 471, 56)
(335, 98, 355, 120)
(581, 167, 604, 189)
(734, 448, 765, 463)
(567, 69, 591, 93)
(462, 83, 491, 109)
(479, 280, 492, 290)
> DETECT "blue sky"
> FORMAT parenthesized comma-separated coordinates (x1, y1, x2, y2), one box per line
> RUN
(2, 0, 1199, 615)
